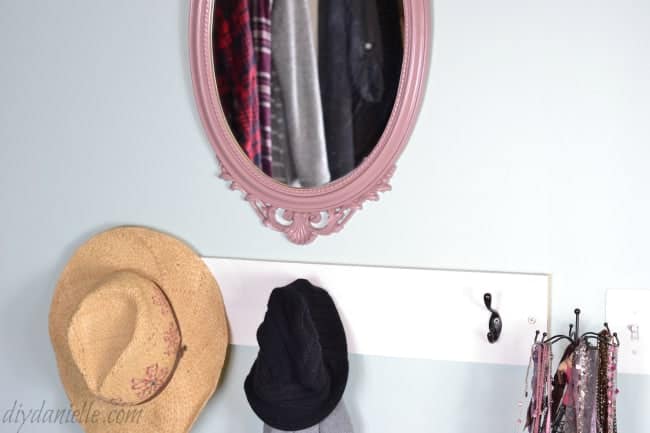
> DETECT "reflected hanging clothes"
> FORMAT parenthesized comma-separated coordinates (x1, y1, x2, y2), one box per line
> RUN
(319, 0, 403, 180)
(270, 0, 330, 187)
(250, 0, 273, 175)
(270, 66, 295, 185)
(213, 0, 262, 168)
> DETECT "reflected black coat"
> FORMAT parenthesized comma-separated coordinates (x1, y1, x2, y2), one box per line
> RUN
(319, 0, 403, 180)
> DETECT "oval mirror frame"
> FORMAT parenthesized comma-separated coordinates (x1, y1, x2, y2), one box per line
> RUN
(189, 0, 432, 244)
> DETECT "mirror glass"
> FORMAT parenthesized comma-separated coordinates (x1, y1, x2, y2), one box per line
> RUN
(212, 0, 404, 187)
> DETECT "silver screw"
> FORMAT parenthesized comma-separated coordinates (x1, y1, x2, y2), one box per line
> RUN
(528, 317, 537, 325)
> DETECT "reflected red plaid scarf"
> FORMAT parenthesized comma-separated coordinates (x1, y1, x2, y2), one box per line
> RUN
(213, 0, 262, 168)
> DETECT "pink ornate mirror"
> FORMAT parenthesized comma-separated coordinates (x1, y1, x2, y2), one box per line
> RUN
(190, 0, 431, 244)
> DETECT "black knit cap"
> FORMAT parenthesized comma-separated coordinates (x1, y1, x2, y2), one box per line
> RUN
(244, 279, 349, 430)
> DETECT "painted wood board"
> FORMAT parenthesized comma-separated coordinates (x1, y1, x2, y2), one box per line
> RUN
(203, 258, 550, 366)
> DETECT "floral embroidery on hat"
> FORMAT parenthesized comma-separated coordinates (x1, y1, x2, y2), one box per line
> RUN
(131, 364, 169, 400)
(164, 321, 180, 357)
(152, 292, 171, 316)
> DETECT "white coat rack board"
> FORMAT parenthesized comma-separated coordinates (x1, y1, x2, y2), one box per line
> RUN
(203, 258, 551, 366)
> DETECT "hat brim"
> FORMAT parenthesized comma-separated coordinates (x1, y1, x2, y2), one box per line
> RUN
(262, 401, 352, 433)
(49, 226, 229, 433)
(245, 358, 348, 430)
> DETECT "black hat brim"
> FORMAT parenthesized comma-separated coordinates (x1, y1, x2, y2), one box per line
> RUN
(245, 357, 348, 430)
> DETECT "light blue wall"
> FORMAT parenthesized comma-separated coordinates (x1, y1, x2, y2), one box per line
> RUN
(1, 1, 649, 432)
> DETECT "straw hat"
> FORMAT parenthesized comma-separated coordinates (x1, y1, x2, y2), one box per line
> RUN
(49, 226, 228, 433)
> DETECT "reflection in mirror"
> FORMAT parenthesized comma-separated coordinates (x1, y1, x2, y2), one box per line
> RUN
(213, 0, 404, 188)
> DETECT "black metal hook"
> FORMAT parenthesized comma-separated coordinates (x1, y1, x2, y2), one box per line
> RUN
(604, 322, 612, 334)
(484, 293, 502, 343)
(574, 308, 581, 342)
